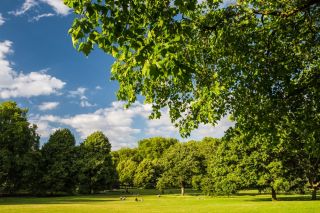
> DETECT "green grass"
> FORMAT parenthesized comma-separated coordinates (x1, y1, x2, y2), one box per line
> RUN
(0, 189, 319, 213)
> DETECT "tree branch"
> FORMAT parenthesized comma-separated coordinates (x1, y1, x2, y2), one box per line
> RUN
(253, 0, 320, 17)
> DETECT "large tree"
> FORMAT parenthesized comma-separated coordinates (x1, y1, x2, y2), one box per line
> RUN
(41, 128, 77, 194)
(0, 101, 40, 195)
(206, 128, 306, 200)
(64, 0, 320, 136)
(78, 131, 115, 194)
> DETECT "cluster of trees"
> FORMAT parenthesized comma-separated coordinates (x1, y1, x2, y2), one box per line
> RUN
(113, 134, 319, 200)
(1, 101, 319, 200)
(0, 101, 116, 195)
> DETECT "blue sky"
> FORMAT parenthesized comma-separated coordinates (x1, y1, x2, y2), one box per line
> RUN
(0, 0, 233, 149)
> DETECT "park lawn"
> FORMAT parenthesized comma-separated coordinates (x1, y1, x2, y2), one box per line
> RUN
(0, 190, 319, 213)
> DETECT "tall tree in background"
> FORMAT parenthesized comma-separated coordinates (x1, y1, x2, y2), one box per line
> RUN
(112, 147, 140, 192)
(131, 137, 178, 189)
(133, 159, 160, 189)
(157, 142, 203, 195)
(78, 131, 115, 194)
(41, 128, 77, 194)
(206, 128, 306, 200)
(0, 101, 40, 194)
(188, 137, 220, 191)
(117, 159, 138, 193)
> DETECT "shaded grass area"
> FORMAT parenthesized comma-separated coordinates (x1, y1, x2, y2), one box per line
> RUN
(0, 190, 319, 213)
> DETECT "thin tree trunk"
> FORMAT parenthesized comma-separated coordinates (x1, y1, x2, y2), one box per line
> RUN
(312, 187, 317, 200)
(90, 179, 93, 194)
(181, 185, 185, 196)
(271, 188, 277, 201)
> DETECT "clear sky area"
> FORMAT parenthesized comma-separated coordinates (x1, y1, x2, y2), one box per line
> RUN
(0, 0, 234, 149)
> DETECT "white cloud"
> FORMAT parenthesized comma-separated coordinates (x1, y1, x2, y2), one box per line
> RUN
(32, 101, 234, 149)
(95, 85, 102, 90)
(69, 87, 87, 98)
(40, 0, 70, 16)
(9, 0, 37, 16)
(10, 0, 70, 19)
(144, 108, 177, 137)
(33, 120, 52, 137)
(80, 100, 96, 107)
(144, 109, 233, 140)
(69, 87, 96, 108)
(0, 40, 66, 99)
(190, 116, 234, 139)
(38, 101, 59, 111)
(32, 102, 144, 149)
(0, 14, 5, 26)
(30, 13, 55, 22)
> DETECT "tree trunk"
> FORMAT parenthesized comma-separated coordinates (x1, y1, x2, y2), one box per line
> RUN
(271, 188, 277, 201)
(181, 186, 185, 196)
(90, 181, 93, 194)
(312, 187, 317, 200)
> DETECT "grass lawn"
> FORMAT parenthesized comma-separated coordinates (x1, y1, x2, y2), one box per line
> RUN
(0, 189, 319, 213)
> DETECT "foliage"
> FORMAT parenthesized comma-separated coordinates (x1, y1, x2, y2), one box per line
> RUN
(206, 128, 305, 199)
(133, 159, 160, 189)
(157, 142, 203, 195)
(138, 137, 178, 159)
(41, 129, 77, 194)
(0, 101, 40, 194)
(116, 159, 138, 191)
(78, 131, 116, 194)
(112, 147, 141, 166)
(64, 0, 320, 138)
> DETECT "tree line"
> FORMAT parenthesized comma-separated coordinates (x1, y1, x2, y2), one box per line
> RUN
(0, 101, 116, 196)
(1, 101, 319, 200)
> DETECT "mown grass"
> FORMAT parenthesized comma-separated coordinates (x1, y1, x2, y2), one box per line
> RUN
(0, 189, 319, 213)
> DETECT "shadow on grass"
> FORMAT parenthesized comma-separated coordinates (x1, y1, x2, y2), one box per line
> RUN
(1, 189, 317, 205)
(0, 189, 202, 206)
(0, 197, 117, 205)
(247, 195, 316, 202)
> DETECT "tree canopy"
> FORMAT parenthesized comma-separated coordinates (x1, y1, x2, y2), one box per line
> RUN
(64, 0, 320, 199)
(157, 142, 203, 195)
(0, 100, 318, 199)
(64, 0, 320, 137)
(0, 101, 40, 194)
(78, 131, 115, 194)
(138, 137, 178, 159)
(41, 129, 77, 194)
